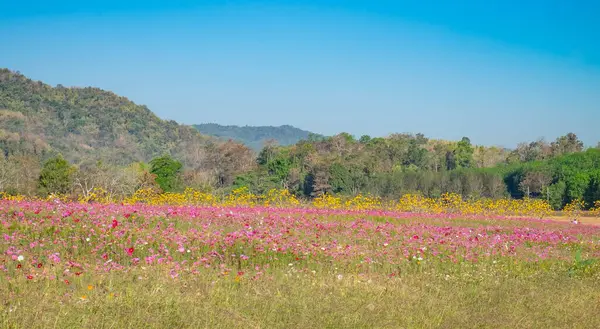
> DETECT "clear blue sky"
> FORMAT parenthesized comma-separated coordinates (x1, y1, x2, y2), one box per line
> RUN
(1, 0, 599, 147)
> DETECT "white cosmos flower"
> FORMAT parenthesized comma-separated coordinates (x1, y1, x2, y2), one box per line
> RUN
(17, 255, 24, 261)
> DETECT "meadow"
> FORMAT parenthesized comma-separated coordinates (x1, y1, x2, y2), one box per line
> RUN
(1, 192, 600, 328)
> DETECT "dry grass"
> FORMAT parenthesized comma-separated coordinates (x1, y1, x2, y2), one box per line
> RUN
(1, 263, 599, 329)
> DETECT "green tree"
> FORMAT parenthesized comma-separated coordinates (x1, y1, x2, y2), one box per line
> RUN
(454, 137, 474, 169)
(564, 172, 590, 203)
(544, 181, 567, 210)
(445, 151, 457, 171)
(38, 155, 75, 195)
(267, 157, 291, 184)
(404, 139, 428, 168)
(584, 170, 600, 207)
(149, 155, 183, 192)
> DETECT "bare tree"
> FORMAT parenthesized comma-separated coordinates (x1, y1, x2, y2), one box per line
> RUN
(0, 157, 16, 192)
(519, 171, 552, 197)
(73, 162, 147, 200)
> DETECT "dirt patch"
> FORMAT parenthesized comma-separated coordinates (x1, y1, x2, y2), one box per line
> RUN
(547, 215, 600, 225)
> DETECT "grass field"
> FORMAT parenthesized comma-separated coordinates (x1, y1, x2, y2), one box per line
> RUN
(1, 201, 599, 328)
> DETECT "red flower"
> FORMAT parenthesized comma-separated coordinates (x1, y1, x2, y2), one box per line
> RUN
(124, 213, 131, 219)
(127, 247, 134, 256)
(237, 271, 245, 276)
(37, 263, 43, 268)
(111, 219, 119, 228)
(102, 253, 108, 260)
(27, 275, 33, 280)
(412, 235, 419, 240)
(16, 264, 21, 269)
(75, 272, 83, 276)
(64, 279, 70, 285)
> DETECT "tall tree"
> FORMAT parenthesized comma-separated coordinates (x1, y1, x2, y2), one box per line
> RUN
(149, 155, 183, 192)
(454, 137, 474, 169)
(38, 155, 75, 195)
(551, 133, 584, 156)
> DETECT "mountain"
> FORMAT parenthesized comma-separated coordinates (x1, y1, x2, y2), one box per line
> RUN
(0, 69, 252, 171)
(194, 123, 320, 151)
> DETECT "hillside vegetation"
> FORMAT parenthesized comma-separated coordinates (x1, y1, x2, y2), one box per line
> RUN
(0, 69, 240, 166)
(0, 69, 254, 194)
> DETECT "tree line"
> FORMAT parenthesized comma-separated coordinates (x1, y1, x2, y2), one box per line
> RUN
(233, 132, 599, 209)
(2, 130, 598, 210)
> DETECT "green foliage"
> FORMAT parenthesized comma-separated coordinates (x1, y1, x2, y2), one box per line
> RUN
(149, 155, 183, 192)
(502, 148, 600, 209)
(359, 135, 371, 143)
(543, 181, 566, 210)
(232, 171, 281, 195)
(565, 172, 590, 202)
(454, 137, 474, 168)
(329, 163, 358, 194)
(267, 157, 291, 182)
(569, 248, 597, 278)
(584, 170, 600, 207)
(38, 155, 75, 195)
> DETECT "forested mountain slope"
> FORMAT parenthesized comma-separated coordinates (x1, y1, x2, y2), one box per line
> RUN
(194, 123, 320, 150)
(0, 69, 252, 169)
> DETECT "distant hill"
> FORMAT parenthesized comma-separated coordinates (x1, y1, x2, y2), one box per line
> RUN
(0, 69, 250, 169)
(194, 123, 320, 150)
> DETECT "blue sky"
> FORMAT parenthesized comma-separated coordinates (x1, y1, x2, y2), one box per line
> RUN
(1, 1, 599, 147)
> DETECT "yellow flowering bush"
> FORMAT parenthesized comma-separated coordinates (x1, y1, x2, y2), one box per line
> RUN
(591, 201, 600, 217)
(344, 194, 382, 211)
(312, 194, 342, 209)
(395, 194, 439, 214)
(224, 187, 258, 207)
(0, 192, 25, 202)
(0, 186, 588, 219)
(262, 189, 300, 207)
(563, 199, 585, 219)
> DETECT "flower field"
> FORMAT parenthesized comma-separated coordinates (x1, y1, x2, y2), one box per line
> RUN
(2, 198, 600, 328)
